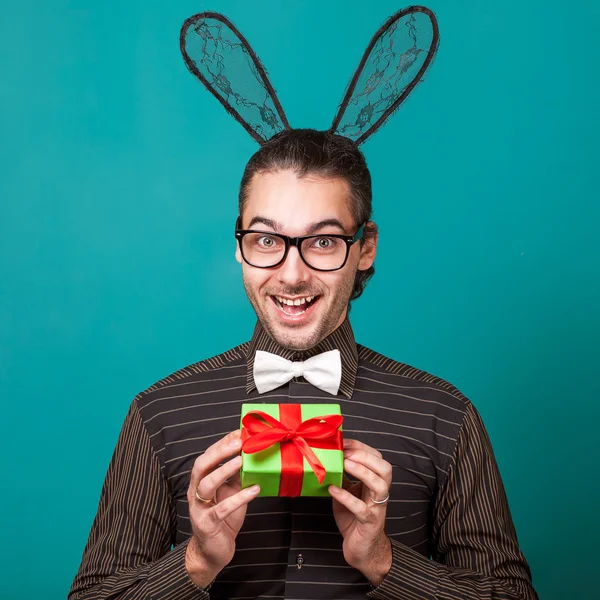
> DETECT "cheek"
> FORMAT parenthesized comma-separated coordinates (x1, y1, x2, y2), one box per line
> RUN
(242, 264, 271, 294)
(319, 272, 350, 296)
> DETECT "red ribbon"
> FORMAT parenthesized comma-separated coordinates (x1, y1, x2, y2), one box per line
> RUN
(241, 405, 343, 497)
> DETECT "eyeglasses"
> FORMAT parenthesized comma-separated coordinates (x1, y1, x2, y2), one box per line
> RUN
(235, 218, 365, 272)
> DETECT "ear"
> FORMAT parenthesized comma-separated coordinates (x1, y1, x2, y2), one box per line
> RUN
(180, 12, 290, 144)
(235, 239, 243, 265)
(357, 222, 378, 271)
(330, 6, 439, 145)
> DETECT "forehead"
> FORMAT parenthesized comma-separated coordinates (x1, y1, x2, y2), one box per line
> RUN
(243, 170, 354, 229)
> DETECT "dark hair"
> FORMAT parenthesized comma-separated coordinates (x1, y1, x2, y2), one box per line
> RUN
(238, 129, 377, 302)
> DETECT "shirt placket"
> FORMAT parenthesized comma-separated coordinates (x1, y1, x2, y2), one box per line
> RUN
(284, 375, 318, 599)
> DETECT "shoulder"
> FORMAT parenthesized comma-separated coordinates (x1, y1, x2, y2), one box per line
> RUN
(134, 341, 249, 414)
(356, 344, 471, 421)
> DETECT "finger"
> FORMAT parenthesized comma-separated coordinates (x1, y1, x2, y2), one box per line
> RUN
(344, 458, 388, 503)
(343, 438, 382, 459)
(194, 455, 243, 504)
(328, 485, 373, 524)
(343, 449, 393, 486)
(191, 429, 241, 460)
(203, 429, 242, 461)
(206, 485, 261, 525)
(189, 430, 242, 491)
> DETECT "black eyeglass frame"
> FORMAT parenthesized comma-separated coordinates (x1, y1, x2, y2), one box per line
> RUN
(234, 218, 366, 272)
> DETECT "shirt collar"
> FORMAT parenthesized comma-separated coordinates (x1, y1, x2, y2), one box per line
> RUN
(246, 317, 358, 399)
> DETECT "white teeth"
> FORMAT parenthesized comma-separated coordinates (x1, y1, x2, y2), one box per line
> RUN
(275, 295, 316, 306)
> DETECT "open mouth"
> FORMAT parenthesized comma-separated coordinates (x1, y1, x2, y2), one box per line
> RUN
(270, 294, 321, 317)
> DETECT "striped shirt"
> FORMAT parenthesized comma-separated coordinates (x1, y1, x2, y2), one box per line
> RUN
(69, 318, 538, 599)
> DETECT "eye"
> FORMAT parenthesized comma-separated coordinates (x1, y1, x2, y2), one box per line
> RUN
(311, 236, 338, 249)
(255, 235, 280, 249)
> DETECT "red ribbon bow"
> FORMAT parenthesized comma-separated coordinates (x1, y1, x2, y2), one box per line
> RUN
(241, 405, 343, 497)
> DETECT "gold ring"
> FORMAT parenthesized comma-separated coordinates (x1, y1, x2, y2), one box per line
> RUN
(194, 490, 214, 504)
(370, 493, 390, 505)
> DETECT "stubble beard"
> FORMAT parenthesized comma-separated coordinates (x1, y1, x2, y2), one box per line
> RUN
(242, 269, 356, 352)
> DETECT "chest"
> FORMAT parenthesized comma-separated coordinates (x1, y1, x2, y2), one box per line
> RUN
(161, 380, 449, 555)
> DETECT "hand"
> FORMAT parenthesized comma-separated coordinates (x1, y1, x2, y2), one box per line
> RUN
(329, 439, 393, 587)
(185, 430, 260, 588)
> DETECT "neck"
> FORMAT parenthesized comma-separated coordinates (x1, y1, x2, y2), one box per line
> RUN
(266, 306, 350, 354)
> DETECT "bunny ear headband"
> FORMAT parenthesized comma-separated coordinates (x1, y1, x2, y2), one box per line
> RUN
(180, 6, 439, 146)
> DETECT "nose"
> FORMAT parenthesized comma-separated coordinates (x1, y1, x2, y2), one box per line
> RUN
(277, 246, 311, 286)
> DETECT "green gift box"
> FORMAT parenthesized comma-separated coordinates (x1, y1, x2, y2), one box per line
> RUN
(240, 403, 344, 497)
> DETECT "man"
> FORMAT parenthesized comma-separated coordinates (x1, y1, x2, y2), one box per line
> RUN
(69, 129, 538, 599)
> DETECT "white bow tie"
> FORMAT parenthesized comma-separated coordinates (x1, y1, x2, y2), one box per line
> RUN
(253, 349, 342, 396)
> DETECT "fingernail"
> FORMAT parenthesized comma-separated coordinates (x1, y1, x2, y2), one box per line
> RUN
(246, 485, 260, 495)
(233, 455, 242, 466)
(230, 438, 241, 448)
(343, 439, 351, 447)
(345, 459, 356, 468)
(329, 485, 341, 494)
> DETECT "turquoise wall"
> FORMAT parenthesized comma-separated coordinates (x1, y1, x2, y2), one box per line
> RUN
(1, 1, 598, 598)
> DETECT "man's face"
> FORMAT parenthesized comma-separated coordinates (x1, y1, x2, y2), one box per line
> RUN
(236, 170, 377, 351)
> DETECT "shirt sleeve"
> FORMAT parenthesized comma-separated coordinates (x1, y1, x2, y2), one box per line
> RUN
(368, 401, 538, 600)
(68, 398, 210, 600)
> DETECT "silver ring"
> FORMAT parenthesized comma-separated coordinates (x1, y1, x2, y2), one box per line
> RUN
(370, 493, 390, 505)
(194, 490, 215, 504)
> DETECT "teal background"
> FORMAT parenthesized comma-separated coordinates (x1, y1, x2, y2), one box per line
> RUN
(1, 1, 598, 598)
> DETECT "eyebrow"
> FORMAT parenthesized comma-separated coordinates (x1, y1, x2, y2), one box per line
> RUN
(246, 216, 347, 234)
(306, 219, 346, 234)
(247, 216, 282, 230)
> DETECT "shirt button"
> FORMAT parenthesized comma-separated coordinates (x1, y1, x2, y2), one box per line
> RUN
(296, 553, 304, 569)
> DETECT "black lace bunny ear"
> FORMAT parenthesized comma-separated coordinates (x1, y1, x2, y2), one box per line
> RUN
(180, 12, 290, 144)
(331, 6, 439, 145)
